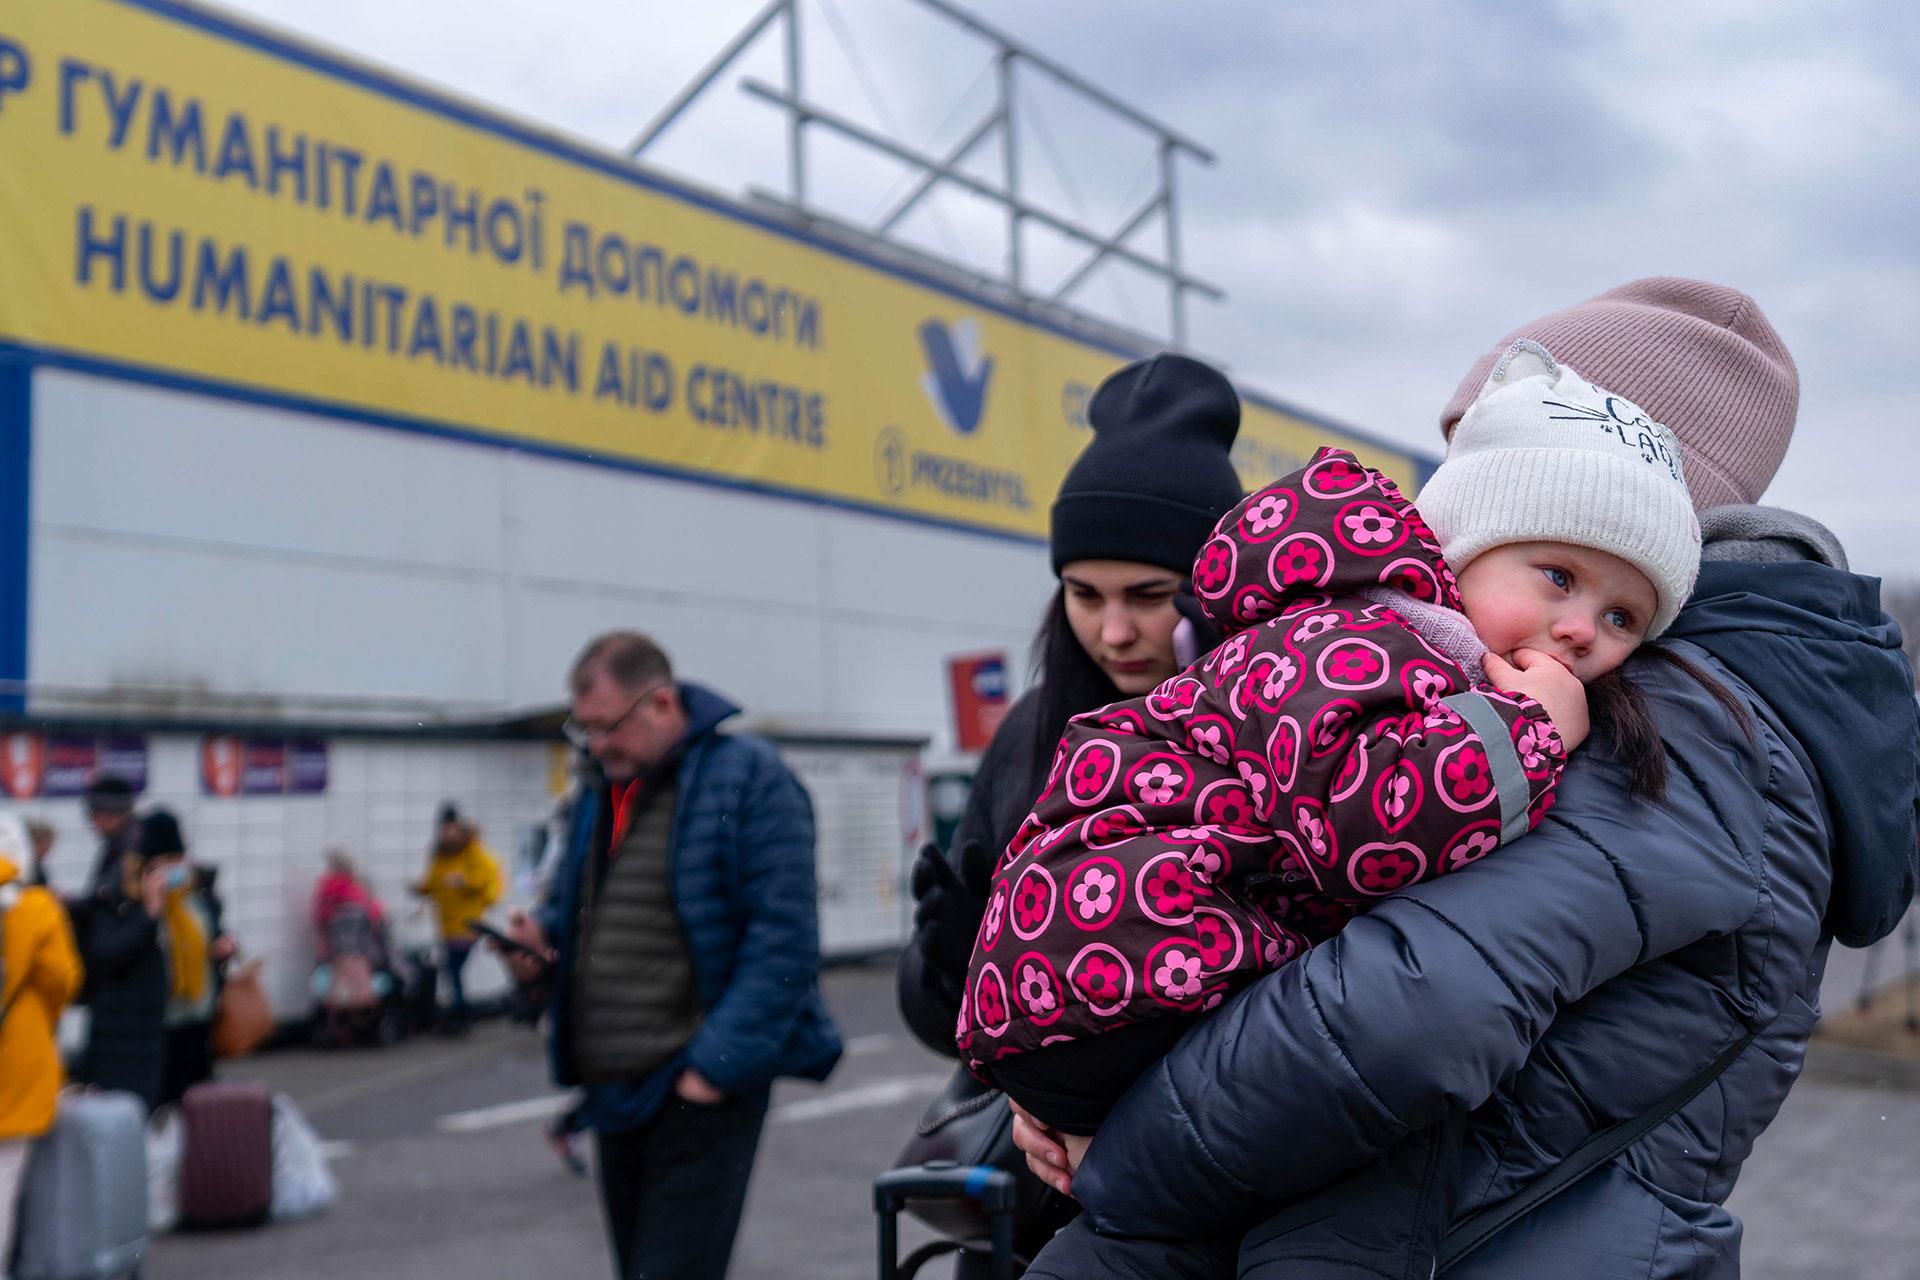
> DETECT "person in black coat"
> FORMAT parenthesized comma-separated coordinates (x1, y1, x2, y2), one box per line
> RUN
(72, 826, 169, 1110)
(73, 809, 231, 1112)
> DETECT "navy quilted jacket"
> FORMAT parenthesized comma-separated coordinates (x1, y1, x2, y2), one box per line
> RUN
(539, 683, 843, 1134)
(1073, 553, 1919, 1277)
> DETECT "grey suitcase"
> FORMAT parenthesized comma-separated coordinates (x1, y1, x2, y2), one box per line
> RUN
(15, 1090, 148, 1280)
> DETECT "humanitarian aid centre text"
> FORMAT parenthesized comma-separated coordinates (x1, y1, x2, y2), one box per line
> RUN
(0, 40, 830, 449)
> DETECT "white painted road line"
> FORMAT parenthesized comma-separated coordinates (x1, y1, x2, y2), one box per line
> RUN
(436, 1094, 573, 1134)
(844, 1033, 895, 1056)
(770, 1073, 951, 1124)
(435, 1060, 940, 1134)
(317, 1140, 357, 1161)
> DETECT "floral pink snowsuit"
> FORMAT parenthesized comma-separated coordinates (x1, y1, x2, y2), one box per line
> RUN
(959, 448, 1567, 1075)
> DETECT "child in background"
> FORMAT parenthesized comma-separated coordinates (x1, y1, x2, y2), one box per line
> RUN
(961, 342, 1702, 1161)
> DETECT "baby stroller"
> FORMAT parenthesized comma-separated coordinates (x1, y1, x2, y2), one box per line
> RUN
(311, 903, 405, 1047)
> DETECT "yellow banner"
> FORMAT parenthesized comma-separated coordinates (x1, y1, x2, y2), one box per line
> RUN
(0, 0, 1427, 538)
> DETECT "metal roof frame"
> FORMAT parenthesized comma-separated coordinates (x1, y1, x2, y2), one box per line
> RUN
(629, 0, 1222, 345)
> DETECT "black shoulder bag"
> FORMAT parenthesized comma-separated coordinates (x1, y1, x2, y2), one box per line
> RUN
(1439, 1028, 1757, 1272)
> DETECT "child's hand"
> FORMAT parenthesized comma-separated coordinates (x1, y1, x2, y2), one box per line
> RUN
(1009, 1100, 1076, 1198)
(1483, 649, 1589, 750)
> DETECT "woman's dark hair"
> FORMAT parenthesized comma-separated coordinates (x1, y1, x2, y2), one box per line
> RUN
(1027, 587, 1125, 786)
(1589, 646, 1755, 799)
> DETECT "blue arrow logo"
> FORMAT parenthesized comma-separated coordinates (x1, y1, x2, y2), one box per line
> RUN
(919, 318, 993, 436)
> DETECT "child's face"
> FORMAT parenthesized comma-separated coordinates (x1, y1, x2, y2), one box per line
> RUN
(1455, 542, 1657, 683)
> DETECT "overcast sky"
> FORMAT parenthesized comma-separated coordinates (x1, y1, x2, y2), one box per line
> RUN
(221, 0, 1918, 578)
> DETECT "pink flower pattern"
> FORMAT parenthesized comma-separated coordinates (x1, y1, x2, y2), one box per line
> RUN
(1143, 860, 1195, 918)
(1017, 961, 1058, 1014)
(1324, 645, 1383, 684)
(1151, 947, 1205, 1000)
(1340, 504, 1399, 547)
(1069, 867, 1116, 919)
(1072, 953, 1125, 1003)
(1443, 746, 1492, 802)
(1273, 539, 1327, 587)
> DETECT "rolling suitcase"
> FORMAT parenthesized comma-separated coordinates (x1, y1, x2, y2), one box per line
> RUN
(875, 1162, 1018, 1280)
(178, 1080, 273, 1229)
(14, 1090, 148, 1280)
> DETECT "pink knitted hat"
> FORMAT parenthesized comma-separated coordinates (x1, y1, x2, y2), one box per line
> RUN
(1438, 278, 1799, 510)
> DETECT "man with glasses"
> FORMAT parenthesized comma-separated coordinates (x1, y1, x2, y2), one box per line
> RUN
(500, 630, 842, 1280)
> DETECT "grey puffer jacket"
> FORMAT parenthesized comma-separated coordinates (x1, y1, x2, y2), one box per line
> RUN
(1073, 509, 1919, 1278)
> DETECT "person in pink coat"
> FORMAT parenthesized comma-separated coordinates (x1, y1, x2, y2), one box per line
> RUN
(962, 341, 1705, 1162)
(311, 848, 386, 958)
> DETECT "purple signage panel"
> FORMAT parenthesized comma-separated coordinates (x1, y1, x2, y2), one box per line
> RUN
(96, 736, 150, 792)
(39, 735, 150, 798)
(288, 739, 328, 794)
(241, 741, 287, 795)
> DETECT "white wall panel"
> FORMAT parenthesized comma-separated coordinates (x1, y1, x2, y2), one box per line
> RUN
(821, 507, 1053, 632)
(503, 451, 827, 609)
(34, 371, 510, 571)
(30, 534, 508, 706)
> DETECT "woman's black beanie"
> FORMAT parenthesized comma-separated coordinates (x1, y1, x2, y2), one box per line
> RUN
(1050, 353, 1244, 575)
(139, 808, 187, 858)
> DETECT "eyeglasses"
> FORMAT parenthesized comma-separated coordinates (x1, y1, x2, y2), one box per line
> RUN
(562, 683, 665, 750)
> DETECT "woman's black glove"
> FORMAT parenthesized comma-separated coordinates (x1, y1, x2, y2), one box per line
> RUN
(909, 841, 987, 980)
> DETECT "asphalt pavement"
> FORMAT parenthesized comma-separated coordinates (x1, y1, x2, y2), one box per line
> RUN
(147, 963, 1920, 1280)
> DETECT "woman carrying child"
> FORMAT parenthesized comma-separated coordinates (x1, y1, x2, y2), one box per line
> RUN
(1014, 279, 1920, 1279)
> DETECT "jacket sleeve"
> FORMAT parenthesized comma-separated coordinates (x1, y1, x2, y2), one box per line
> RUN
(682, 743, 826, 1095)
(201, 880, 230, 985)
(1312, 683, 1563, 903)
(29, 890, 84, 1013)
(82, 897, 160, 978)
(537, 796, 596, 945)
(895, 867, 973, 1058)
(897, 690, 1044, 1056)
(1217, 612, 1564, 904)
(1072, 659, 1770, 1237)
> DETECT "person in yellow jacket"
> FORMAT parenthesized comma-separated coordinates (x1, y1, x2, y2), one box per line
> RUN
(0, 812, 84, 1266)
(410, 804, 502, 1034)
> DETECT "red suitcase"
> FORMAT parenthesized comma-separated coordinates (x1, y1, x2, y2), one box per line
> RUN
(178, 1080, 274, 1229)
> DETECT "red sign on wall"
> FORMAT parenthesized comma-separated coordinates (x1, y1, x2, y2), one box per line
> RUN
(946, 651, 1010, 754)
(201, 736, 329, 796)
(0, 732, 149, 798)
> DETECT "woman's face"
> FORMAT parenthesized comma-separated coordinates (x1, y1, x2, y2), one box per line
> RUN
(1059, 559, 1185, 696)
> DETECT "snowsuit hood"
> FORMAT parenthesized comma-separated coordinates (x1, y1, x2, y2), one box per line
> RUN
(1192, 449, 1460, 636)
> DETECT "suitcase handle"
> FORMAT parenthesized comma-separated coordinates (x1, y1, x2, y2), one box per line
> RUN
(876, 1162, 1018, 1280)
(875, 1161, 1018, 1213)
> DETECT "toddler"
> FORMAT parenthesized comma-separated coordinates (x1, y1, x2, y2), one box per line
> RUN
(959, 341, 1702, 1153)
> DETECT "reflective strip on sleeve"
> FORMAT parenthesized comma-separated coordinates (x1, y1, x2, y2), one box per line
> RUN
(1440, 692, 1533, 843)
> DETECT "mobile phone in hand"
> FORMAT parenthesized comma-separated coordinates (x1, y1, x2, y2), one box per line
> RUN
(466, 918, 549, 967)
